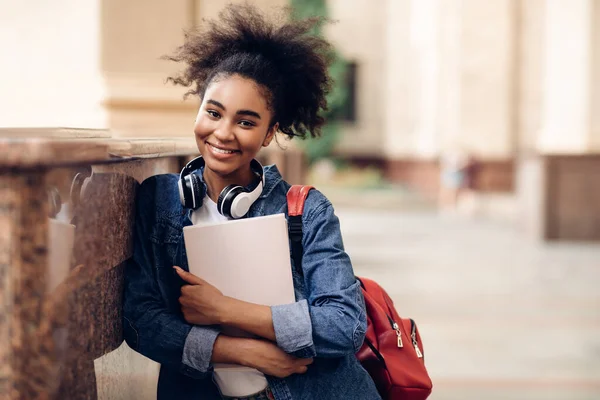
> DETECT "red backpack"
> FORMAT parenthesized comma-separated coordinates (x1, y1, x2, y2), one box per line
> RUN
(287, 185, 433, 400)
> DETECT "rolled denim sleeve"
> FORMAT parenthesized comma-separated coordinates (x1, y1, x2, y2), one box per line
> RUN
(271, 299, 316, 358)
(183, 326, 221, 372)
(299, 198, 368, 358)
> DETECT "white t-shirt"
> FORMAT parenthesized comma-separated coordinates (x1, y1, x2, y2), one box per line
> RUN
(191, 196, 268, 397)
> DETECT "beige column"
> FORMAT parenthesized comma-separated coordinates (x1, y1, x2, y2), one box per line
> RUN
(537, 0, 596, 153)
(0, 0, 107, 128)
(436, 0, 462, 155)
(445, 0, 517, 158)
(517, 0, 600, 241)
(383, 0, 413, 158)
(591, 1, 600, 151)
(516, 0, 545, 153)
(385, 0, 516, 160)
(410, 0, 442, 158)
(384, 0, 443, 159)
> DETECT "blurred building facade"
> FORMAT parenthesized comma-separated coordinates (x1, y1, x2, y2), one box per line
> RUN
(1, 0, 285, 134)
(328, 0, 599, 188)
(2, 0, 599, 239)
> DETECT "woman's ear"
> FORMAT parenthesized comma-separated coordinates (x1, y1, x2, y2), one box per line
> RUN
(263, 122, 279, 147)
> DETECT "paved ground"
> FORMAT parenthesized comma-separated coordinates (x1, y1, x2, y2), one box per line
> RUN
(336, 207, 600, 400)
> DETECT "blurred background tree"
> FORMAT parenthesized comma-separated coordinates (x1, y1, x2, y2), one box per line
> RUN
(290, 0, 350, 165)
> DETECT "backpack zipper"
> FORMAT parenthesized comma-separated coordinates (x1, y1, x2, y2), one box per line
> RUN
(410, 319, 423, 358)
(387, 315, 403, 348)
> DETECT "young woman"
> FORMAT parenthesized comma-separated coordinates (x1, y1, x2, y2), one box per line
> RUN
(123, 4, 380, 400)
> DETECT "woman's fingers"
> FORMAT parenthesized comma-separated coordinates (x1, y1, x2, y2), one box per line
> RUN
(299, 357, 313, 366)
(292, 357, 312, 375)
(173, 266, 204, 285)
(295, 365, 308, 374)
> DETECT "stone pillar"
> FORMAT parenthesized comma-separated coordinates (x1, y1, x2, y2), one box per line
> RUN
(446, 0, 517, 158)
(410, 0, 442, 158)
(537, 0, 596, 153)
(517, 0, 600, 241)
(431, 0, 517, 194)
(380, 0, 445, 196)
(383, 0, 413, 159)
(436, 0, 462, 154)
(0, 0, 107, 129)
(516, 0, 545, 153)
(591, 1, 600, 152)
(384, 0, 517, 159)
(0, 133, 199, 399)
(382, 0, 517, 195)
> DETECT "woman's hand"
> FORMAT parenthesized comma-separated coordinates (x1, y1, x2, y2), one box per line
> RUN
(175, 266, 226, 325)
(239, 339, 313, 378)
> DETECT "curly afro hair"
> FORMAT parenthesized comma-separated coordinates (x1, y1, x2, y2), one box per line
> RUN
(165, 3, 333, 140)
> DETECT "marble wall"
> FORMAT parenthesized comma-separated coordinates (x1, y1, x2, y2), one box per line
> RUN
(0, 152, 180, 399)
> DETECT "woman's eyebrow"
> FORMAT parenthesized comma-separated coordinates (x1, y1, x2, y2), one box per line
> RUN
(206, 99, 225, 109)
(237, 109, 261, 119)
(206, 99, 261, 119)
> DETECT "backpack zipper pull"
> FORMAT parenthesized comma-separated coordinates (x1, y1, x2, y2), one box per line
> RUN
(410, 319, 423, 358)
(414, 342, 423, 358)
(411, 330, 423, 358)
(392, 322, 403, 347)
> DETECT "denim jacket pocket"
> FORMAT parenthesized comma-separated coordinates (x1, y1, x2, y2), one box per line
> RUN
(149, 222, 182, 267)
(149, 221, 182, 245)
(149, 221, 185, 310)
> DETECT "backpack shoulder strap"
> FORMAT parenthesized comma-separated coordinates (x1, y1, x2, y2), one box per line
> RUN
(286, 185, 314, 276)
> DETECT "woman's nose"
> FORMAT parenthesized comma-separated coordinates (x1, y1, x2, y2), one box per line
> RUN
(212, 123, 235, 142)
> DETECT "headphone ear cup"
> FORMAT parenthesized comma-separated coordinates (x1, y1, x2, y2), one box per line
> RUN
(180, 173, 204, 209)
(189, 173, 204, 210)
(217, 185, 244, 218)
(178, 178, 187, 207)
(179, 155, 206, 209)
(217, 184, 235, 210)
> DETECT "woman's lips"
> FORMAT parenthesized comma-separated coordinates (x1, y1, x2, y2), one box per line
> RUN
(206, 142, 240, 157)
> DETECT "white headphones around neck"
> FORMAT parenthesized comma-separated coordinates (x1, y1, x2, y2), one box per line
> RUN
(178, 156, 264, 219)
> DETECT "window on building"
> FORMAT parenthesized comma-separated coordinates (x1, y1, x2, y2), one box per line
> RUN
(339, 61, 358, 123)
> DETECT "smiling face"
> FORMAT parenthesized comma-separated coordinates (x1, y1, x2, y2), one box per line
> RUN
(194, 74, 277, 186)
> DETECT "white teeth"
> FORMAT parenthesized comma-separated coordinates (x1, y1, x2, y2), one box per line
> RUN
(209, 143, 235, 154)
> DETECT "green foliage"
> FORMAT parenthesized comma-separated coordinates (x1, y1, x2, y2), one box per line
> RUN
(290, 0, 327, 30)
(290, 0, 349, 165)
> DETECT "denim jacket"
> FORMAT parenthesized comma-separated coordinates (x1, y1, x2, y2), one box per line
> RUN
(123, 165, 381, 400)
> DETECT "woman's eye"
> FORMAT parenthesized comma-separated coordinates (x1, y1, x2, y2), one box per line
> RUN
(206, 110, 220, 118)
(239, 120, 255, 128)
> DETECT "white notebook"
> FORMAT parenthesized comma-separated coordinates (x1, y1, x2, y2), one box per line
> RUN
(183, 213, 295, 307)
(183, 213, 296, 376)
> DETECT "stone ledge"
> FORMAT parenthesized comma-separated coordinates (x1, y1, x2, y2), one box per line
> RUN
(0, 127, 198, 169)
(0, 127, 112, 138)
